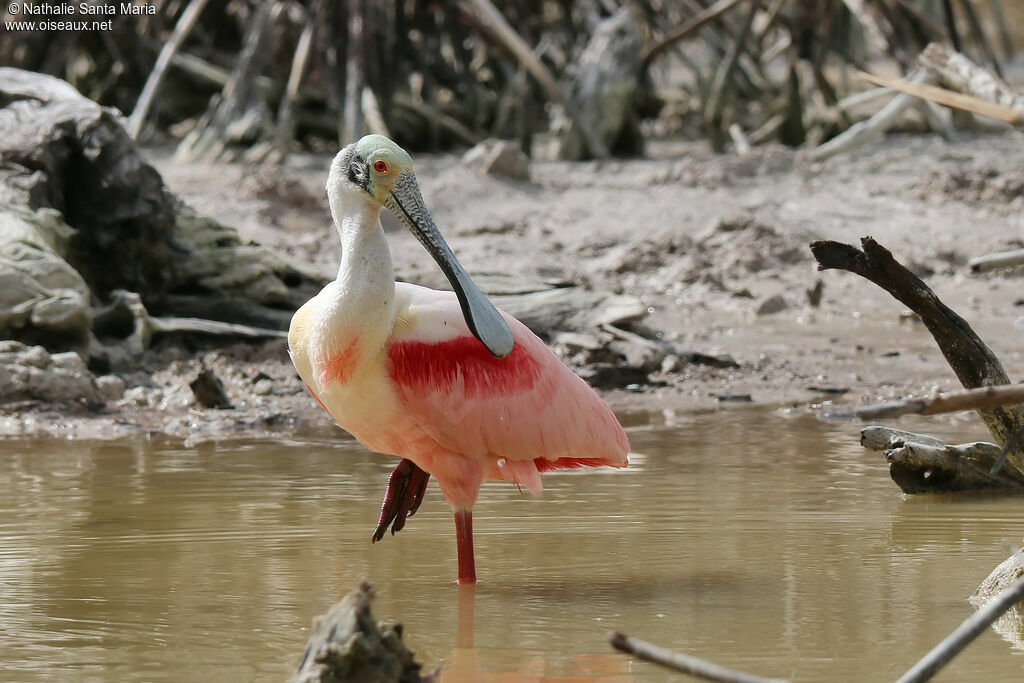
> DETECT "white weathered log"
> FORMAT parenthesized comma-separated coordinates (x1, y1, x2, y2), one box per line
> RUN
(969, 249, 1024, 273)
(860, 425, 1022, 492)
(810, 70, 935, 162)
(919, 42, 1024, 113)
(860, 426, 946, 451)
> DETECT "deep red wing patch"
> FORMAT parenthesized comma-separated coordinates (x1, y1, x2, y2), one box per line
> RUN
(388, 336, 540, 399)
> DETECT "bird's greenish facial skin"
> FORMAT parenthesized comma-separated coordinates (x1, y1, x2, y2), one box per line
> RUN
(346, 135, 515, 359)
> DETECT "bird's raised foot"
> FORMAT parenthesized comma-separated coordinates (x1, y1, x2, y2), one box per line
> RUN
(371, 458, 430, 543)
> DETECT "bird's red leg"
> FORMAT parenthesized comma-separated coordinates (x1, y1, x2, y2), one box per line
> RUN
(371, 459, 430, 543)
(454, 509, 476, 584)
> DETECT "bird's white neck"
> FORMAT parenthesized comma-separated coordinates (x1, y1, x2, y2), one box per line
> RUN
(315, 190, 397, 352)
(334, 195, 394, 292)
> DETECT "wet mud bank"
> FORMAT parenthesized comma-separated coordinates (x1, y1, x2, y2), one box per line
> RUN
(3, 131, 1023, 440)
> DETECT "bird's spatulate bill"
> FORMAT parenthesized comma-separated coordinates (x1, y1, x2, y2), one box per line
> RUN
(385, 172, 514, 359)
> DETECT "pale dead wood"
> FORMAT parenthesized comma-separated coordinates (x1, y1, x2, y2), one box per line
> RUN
(896, 573, 1024, 683)
(969, 248, 1024, 273)
(361, 87, 390, 137)
(855, 70, 1023, 127)
(176, 2, 280, 161)
(610, 632, 787, 683)
(458, 0, 609, 158)
(705, 0, 761, 152)
(341, 0, 364, 143)
(840, 0, 894, 58)
(860, 426, 946, 450)
(128, 0, 211, 139)
(859, 426, 1020, 493)
(857, 385, 1024, 420)
(273, 7, 316, 158)
(809, 70, 935, 162)
(919, 42, 1024, 112)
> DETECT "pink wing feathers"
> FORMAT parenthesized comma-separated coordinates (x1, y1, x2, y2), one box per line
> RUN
(386, 284, 629, 491)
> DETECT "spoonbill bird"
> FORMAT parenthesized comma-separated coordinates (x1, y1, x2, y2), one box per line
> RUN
(288, 135, 629, 583)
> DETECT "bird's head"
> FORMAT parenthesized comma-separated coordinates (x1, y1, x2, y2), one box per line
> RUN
(329, 135, 514, 359)
(338, 134, 414, 205)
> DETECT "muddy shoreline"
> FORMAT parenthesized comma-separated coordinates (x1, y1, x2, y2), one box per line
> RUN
(3, 131, 1022, 441)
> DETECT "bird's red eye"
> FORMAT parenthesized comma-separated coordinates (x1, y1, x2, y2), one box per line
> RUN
(373, 160, 388, 174)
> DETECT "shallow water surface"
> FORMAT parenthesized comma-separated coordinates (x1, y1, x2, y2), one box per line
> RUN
(1, 409, 1023, 681)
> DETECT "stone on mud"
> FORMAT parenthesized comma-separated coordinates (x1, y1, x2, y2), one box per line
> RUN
(0, 342, 98, 404)
(462, 139, 531, 181)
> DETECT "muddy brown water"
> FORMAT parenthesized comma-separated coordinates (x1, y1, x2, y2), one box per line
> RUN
(1, 408, 1023, 681)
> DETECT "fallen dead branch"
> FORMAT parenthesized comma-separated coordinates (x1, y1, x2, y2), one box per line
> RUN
(810, 237, 1024, 490)
(610, 632, 786, 683)
(857, 384, 1024, 420)
(896, 572, 1024, 683)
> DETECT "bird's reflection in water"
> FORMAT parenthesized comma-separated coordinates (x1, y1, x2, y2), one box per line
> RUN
(439, 584, 632, 682)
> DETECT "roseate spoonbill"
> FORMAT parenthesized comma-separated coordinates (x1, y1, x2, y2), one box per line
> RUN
(288, 134, 629, 584)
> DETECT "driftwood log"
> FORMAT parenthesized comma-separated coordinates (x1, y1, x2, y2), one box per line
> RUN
(293, 580, 424, 683)
(0, 68, 319, 367)
(860, 426, 1019, 493)
(810, 237, 1024, 492)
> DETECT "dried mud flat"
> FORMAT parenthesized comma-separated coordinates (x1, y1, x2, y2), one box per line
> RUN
(4, 131, 1022, 440)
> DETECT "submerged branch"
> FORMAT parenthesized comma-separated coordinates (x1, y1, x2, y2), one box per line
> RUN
(610, 632, 786, 683)
(896, 573, 1024, 683)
